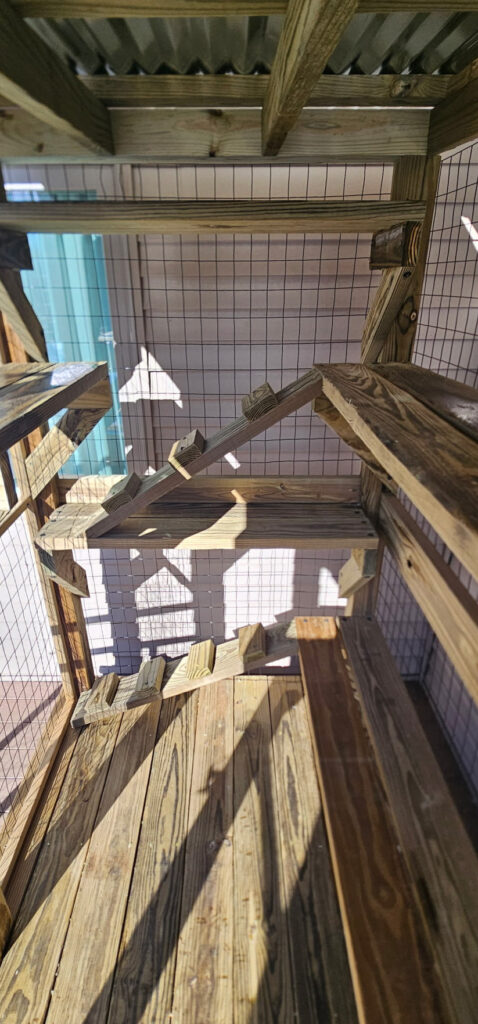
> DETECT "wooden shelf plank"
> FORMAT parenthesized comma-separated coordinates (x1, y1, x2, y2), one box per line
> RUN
(297, 615, 449, 1024)
(374, 362, 478, 443)
(341, 616, 478, 1024)
(0, 199, 427, 236)
(36, 500, 378, 552)
(316, 363, 478, 582)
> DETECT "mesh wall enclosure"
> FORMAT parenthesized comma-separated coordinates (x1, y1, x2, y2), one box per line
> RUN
(2, 149, 477, 801)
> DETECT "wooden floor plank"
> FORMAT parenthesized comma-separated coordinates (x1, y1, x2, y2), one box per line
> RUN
(341, 617, 478, 1024)
(106, 692, 199, 1024)
(0, 716, 122, 1024)
(297, 616, 449, 1024)
(268, 676, 358, 1024)
(233, 675, 294, 1023)
(45, 703, 162, 1024)
(172, 680, 234, 1024)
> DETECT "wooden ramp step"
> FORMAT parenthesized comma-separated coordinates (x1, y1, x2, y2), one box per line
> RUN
(36, 500, 378, 552)
(71, 619, 297, 728)
(297, 615, 478, 1024)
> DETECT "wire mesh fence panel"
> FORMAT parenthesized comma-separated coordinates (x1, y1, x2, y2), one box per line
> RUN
(0, 513, 63, 851)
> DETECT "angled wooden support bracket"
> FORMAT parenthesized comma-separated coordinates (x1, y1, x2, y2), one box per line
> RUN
(38, 547, 90, 598)
(338, 548, 378, 599)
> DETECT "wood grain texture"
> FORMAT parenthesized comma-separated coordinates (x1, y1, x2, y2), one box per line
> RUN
(342, 617, 478, 1024)
(429, 60, 478, 154)
(379, 494, 478, 705)
(238, 622, 266, 665)
(10, 0, 478, 12)
(45, 704, 161, 1024)
(0, 888, 11, 960)
(25, 405, 109, 498)
(0, 270, 47, 360)
(38, 548, 90, 598)
(0, 0, 112, 153)
(0, 449, 16, 508)
(129, 656, 166, 705)
(100, 470, 141, 514)
(84, 672, 119, 720)
(168, 428, 205, 476)
(370, 220, 422, 269)
(0, 199, 427, 236)
(338, 548, 378, 598)
(233, 675, 294, 1022)
(297, 616, 449, 1024)
(375, 363, 478, 443)
(37, 500, 378, 552)
(242, 381, 277, 420)
(268, 676, 358, 1024)
(185, 638, 215, 680)
(317, 363, 478, 582)
(313, 393, 397, 492)
(0, 107, 430, 163)
(361, 266, 415, 364)
(262, 0, 358, 155)
(0, 360, 107, 452)
(80, 72, 451, 108)
(0, 716, 122, 1023)
(106, 692, 199, 1024)
(173, 680, 233, 1024)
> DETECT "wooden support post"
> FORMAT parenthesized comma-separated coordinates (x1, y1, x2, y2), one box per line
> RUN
(428, 58, 478, 155)
(0, 0, 113, 153)
(262, 0, 358, 155)
(370, 221, 422, 269)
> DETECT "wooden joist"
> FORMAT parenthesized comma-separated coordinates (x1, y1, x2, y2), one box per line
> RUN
(297, 616, 449, 1024)
(375, 363, 478, 444)
(0, 228, 31, 271)
(81, 73, 452, 110)
(379, 494, 478, 705)
(338, 548, 378, 599)
(316, 363, 478, 582)
(38, 548, 90, 598)
(0, 0, 112, 154)
(429, 58, 478, 155)
(262, 0, 358, 156)
(0, 360, 108, 453)
(0, 200, 427, 236)
(36, 500, 378, 552)
(341, 617, 478, 1024)
(9, 0, 478, 13)
(71, 619, 298, 727)
(369, 221, 421, 270)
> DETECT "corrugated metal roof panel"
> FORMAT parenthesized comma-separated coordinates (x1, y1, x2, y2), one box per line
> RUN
(28, 13, 478, 78)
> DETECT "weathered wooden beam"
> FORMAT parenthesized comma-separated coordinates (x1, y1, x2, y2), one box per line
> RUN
(9, 0, 478, 13)
(36, 500, 379, 552)
(341, 616, 478, 1024)
(0, 228, 31, 270)
(361, 266, 415, 364)
(0, 450, 16, 509)
(0, 199, 427, 236)
(313, 393, 397, 492)
(297, 615, 449, 1024)
(81, 73, 451, 110)
(38, 548, 90, 598)
(100, 471, 141, 515)
(429, 59, 478, 155)
(0, 0, 113, 154)
(369, 221, 421, 269)
(59, 473, 361, 506)
(379, 494, 478, 706)
(0, 887, 11, 960)
(71, 619, 299, 728)
(375, 363, 478, 443)
(338, 548, 378, 599)
(242, 382, 277, 421)
(168, 429, 205, 477)
(317, 363, 478, 583)
(0, 270, 46, 361)
(0, 107, 430, 163)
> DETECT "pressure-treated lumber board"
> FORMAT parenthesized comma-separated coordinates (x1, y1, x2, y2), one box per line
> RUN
(101, 470, 141, 514)
(0, 200, 427, 236)
(37, 501, 378, 552)
(71, 619, 299, 727)
(106, 691, 199, 1023)
(0, 0, 112, 154)
(38, 548, 89, 598)
(0, 107, 430, 163)
(38, 368, 327, 542)
(0, 715, 122, 1023)
(185, 638, 215, 680)
(262, 0, 358, 156)
(80, 73, 451, 109)
(83, 672, 119, 722)
(313, 394, 397, 492)
(0, 227, 31, 270)
(429, 59, 478, 155)
(379, 495, 478, 705)
(361, 267, 416, 364)
(238, 622, 266, 666)
(338, 548, 378, 598)
(168, 428, 205, 476)
(370, 221, 422, 269)
(59, 473, 361, 506)
(129, 655, 166, 706)
(375, 363, 478, 443)
(44, 704, 161, 1024)
(233, 675, 294, 1021)
(317, 363, 478, 582)
(0, 360, 108, 452)
(0, 888, 11, 961)
(0, 270, 47, 360)
(0, 493, 30, 538)
(296, 616, 448, 1024)
(341, 617, 478, 1024)
(10, 0, 478, 12)
(0, 450, 16, 508)
(172, 679, 234, 1023)
(26, 403, 110, 499)
(268, 676, 358, 1023)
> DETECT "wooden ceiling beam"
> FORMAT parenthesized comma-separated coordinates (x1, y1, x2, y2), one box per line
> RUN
(10, 0, 478, 14)
(262, 0, 358, 156)
(0, 199, 426, 236)
(0, 0, 113, 154)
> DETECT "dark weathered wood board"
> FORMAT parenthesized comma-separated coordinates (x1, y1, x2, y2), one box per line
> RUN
(375, 362, 478, 443)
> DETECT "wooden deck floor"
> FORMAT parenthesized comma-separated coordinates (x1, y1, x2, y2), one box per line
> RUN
(0, 674, 356, 1024)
